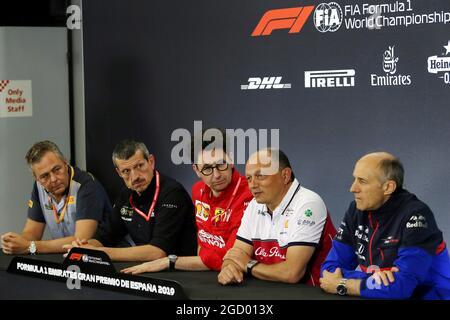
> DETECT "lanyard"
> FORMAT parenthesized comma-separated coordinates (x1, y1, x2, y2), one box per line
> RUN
(224, 177, 242, 214)
(129, 171, 160, 222)
(201, 177, 241, 225)
(47, 166, 74, 224)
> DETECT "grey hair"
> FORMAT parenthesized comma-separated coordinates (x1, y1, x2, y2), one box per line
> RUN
(112, 139, 150, 167)
(25, 141, 65, 167)
(378, 157, 404, 188)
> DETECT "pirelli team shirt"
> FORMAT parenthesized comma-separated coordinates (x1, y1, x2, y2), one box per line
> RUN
(27, 166, 111, 239)
(192, 169, 253, 271)
(237, 179, 336, 286)
(94, 172, 197, 256)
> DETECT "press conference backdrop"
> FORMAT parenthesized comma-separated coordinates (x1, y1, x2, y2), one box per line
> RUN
(82, 0, 450, 245)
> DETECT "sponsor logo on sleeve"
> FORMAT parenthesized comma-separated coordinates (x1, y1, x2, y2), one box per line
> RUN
(406, 214, 428, 229)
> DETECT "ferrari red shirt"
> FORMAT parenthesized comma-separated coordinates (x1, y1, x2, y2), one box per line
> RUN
(192, 169, 253, 271)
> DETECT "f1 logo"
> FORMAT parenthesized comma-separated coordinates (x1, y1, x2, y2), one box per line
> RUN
(69, 253, 83, 261)
(252, 6, 315, 37)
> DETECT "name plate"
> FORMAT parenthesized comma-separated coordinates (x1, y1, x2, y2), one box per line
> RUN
(7, 247, 188, 300)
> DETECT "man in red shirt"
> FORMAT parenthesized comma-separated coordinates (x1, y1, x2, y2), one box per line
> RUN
(122, 128, 252, 274)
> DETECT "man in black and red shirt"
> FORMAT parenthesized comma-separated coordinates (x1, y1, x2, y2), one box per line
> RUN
(66, 139, 197, 262)
(122, 129, 253, 274)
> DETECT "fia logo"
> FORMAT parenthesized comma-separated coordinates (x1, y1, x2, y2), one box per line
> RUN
(314, 2, 343, 33)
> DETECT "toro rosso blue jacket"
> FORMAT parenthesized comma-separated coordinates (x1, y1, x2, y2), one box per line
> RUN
(321, 188, 450, 299)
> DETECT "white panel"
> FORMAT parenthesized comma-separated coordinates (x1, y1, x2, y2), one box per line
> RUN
(0, 27, 70, 236)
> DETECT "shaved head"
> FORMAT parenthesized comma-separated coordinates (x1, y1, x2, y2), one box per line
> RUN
(359, 152, 396, 163)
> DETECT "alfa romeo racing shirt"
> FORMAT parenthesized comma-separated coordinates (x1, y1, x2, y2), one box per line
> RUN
(237, 179, 336, 286)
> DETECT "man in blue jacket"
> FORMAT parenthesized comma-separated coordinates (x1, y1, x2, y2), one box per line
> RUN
(320, 152, 450, 299)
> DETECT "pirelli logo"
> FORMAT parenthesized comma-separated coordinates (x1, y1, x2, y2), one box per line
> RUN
(304, 69, 356, 88)
(252, 6, 315, 37)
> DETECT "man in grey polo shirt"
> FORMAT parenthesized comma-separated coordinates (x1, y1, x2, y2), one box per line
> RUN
(1, 140, 111, 254)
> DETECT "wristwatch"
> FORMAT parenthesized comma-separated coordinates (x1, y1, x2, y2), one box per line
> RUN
(168, 254, 178, 270)
(336, 278, 348, 296)
(246, 259, 259, 276)
(28, 241, 37, 255)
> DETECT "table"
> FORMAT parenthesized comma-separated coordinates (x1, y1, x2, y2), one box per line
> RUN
(0, 252, 357, 300)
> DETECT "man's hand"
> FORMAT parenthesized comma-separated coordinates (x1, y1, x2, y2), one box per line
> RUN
(371, 267, 400, 286)
(121, 258, 169, 275)
(320, 268, 343, 294)
(1, 232, 31, 255)
(218, 262, 244, 285)
(222, 247, 251, 272)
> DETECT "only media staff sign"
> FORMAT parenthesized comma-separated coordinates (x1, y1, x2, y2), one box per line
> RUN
(0, 80, 32, 118)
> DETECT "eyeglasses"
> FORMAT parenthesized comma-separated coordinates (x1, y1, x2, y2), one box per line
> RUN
(197, 163, 229, 176)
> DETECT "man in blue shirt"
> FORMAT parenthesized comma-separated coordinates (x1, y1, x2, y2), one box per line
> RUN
(320, 152, 450, 299)
(1, 141, 111, 254)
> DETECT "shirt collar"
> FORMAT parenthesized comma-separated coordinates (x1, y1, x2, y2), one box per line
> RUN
(367, 187, 410, 220)
(266, 178, 300, 217)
